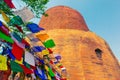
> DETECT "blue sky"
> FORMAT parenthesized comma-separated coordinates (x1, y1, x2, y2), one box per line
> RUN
(45, 0, 120, 61)
(0, 0, 120, 61)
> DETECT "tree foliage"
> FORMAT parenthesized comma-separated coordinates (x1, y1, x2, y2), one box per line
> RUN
(21, 0, 49, 17)
(0, 0, 49, 18)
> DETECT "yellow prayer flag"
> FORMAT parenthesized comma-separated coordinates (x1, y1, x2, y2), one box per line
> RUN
(45, 65, 52, 80)
(47, 73, 52, 80)
(0, 55, 8, 70)
(45, 65, 49, 71)
(42, 49, 49, 55)
(15, 58, 23, 64)
(36, 33, 49, 42)
(1, 11, 10, 23)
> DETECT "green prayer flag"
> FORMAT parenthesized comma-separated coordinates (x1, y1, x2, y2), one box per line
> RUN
(0, 31, 14, 43)
(10, 60, 23, 72)
(43, 39, 55, 48)
(9, 16, 24, 26)
(48, 67, 55, 77)
(25, 62, 31, 69)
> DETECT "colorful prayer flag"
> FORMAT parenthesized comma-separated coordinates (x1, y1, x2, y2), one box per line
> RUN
(25, 51, 35, 66)
(1, 11, 10, 23)
(36, 33, 49, 42)
(0, 31, 14, 43)
(4, 0, 15, 8)
(20, 65, 33, 74)
(7, 48, 16, 60)
(43, 39, 55, 48)
(42, 49, 49, 55)
(9, 16, 24, 26)
(32, 46, 45, 52)
(26, 23, 44, 33)
(15, 58, 23, 65)
(10, 60, 23, 72)
(12, 42, 24, 61)
(0, 55, 8, 70)
(11, 32, 22, 42)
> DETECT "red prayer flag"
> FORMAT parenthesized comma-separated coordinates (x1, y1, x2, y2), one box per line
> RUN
(20, 65, 33, 74)
(21, 39, 30, 47)
(4, 0, 15, 8)
(15, 25, 23, 33)
(12, 42, 24, 60)
(47, 48, 53, 54)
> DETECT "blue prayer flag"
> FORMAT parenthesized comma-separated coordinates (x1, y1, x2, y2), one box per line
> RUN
(32, 46, 45, 52)
(26, 23, 44, 33)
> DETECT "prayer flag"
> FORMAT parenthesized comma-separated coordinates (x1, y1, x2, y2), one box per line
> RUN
(0, 31, 14, 43)
(0, 55, 8, 70)
(0, 25, 9, 35)
(25, 51, 35, 66)
(4, 0, 15, 8)
(11, 32, 22, 42)
(1, 11, 10, 22)
(10, 60, 23, 72)
(32, 46, 45, 52)
(43, 39, 55, 48)
(26, 23, 44, 33)
(42, 49, 49, 55)
(0, 21, 2, 26)
(9, 16, 24, 26)
(35, 67, 46, 80)
(0, 46, 3, 54)
(12, 42, 24, 61)
(15, 58, 23, 65)
(7, 48, 15, 60)
(36, 33, 49, 42)
(15, 25, 23, 33)
(20, 65, 33, 74)
(47, 48, 53, 54)
(48, 67, 55, 77)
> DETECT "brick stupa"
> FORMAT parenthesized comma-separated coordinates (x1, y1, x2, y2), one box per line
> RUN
(39, 6, 120, 80)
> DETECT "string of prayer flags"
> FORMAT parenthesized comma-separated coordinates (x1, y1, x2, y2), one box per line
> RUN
(26, 23, 44, 33)
(0, 31, 14, 43)
(0, 55, 8, 70)
(0, 5, 67, 79)
(9, 16, 24, 26)
(43, 39, 55, 48)
(12, 42, 24, 61)
(10, 60, 23, 72)
(1, 11, 10, 23)
(4, 0, 15, 8)
(36, 33, 49, 42)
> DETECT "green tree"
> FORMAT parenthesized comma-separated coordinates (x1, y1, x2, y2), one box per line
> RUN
(0, 0, 49, 18)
